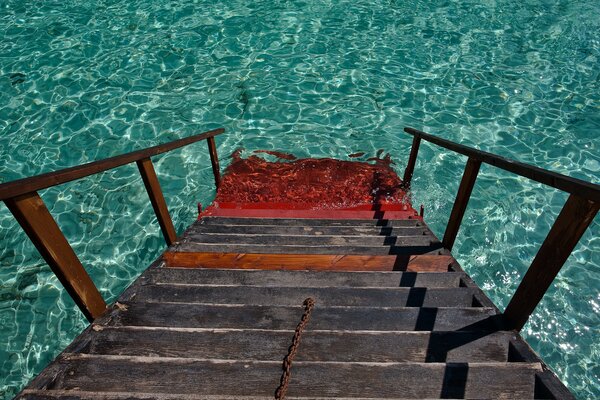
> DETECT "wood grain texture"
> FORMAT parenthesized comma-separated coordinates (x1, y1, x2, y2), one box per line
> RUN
(76, 327, 513, 363)
(124, 284, 479, 308)
(180, 233, 438, 247)
(39, 355, 541, 399)
(170, 243, 445, 255)
(146, 268, 465, 288)
(162, 253, 455, 272)
(105, 302, 502, 331)
(188, 223, 428, 236)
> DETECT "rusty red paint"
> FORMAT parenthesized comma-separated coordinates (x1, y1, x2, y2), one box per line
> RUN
(201, 150, 417, 218)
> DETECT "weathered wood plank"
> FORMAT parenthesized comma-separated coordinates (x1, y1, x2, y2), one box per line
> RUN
(189, 224, 428, 237)
(16, 390, 446, 400)
(199, 217, 423, 227)
(146, 268, 465, 288)
(162, 253, 454, 272)
(170, 243, 445, 256)
(38, 355, 541, 398)
(105, 302, 501, 331)
(125, 285, 478, 308)
(179, 233, 438, 247)
(76, 327, 513, 363)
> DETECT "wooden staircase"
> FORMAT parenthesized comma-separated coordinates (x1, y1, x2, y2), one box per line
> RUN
(17, 212, 571, 399)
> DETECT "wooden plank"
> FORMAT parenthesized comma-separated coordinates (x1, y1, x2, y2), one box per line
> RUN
(442, 157, 481, 251)
(405, 127, 600, 203)
(170, 243, 445, 256)
(38, 355, 541, 398)
(162, 253, 455, 272)
(77, 327, 513, 363)
(126, 285, 478, 308)
(180, 233, 438, 247)
(105, 302, 501, 331)
(206, 136, 221, 189)
(0, 128, 224, 201)
(4, 192, 106, 321)
(199, 217, 423, 227)
(201, 209, 419, 220)
(17, 390, 443, 400)
(146, 268, 465, 288)
(188, 224, 428, 237)
(504, 194, 600, 330)
(136, 158, 177, 246)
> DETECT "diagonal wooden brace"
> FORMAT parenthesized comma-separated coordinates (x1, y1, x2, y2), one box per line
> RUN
(5, 192, 107, 322)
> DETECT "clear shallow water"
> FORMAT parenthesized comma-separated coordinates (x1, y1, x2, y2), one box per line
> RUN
(0, 0, 598, 398)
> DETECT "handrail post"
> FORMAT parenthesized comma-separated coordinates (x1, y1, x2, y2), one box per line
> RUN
(4, 192, 106, 322)
(137, 158, 177, 246)
(504, 195, 599, 331)
(442, 157, 482, 251)
(207, 136, 221, 189)
(402, 134, 421, 189)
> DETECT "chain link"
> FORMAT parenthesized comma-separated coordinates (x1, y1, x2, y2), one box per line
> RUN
(274, 297, 315, 400)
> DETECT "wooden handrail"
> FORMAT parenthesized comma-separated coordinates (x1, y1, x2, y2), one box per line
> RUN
(402, 126, 599, 331)
(0, 128, 224, 201)
(1, 128, 225, 322)
(404, 127, 600, 202)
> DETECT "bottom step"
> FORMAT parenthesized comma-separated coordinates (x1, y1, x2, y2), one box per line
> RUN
(28, 355, 542, 399)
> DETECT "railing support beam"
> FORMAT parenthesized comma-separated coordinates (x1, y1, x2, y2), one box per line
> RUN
(137, 158, 177, 247)
(442, 157, 482, 251)
(4, 192, 106, 322)
(207, 136, 221, 189)
(402, 135, 421, 189)
(504, 195, 599, 331)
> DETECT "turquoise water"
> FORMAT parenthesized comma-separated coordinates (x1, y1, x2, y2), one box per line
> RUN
(0, 0, 598, 397)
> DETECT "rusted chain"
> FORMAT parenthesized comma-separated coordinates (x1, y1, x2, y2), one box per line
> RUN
(274, 297, 316, 400)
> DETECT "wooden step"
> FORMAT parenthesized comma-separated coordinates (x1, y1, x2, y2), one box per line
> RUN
(73, 326, 514, 363)
(179, 233, 437, 247)
(124, 285, 480, 308)
(103, 302, 502, 331)
(146, 268, 465, 288)
(31, 354, 541, 398)
(162, 253, 454, 271)
(199, 217, 422, 227)
(190, 224, 429, 236)
(201, 208, 418, 219)
(16, 390, 451, 399)
(171, 243, 445, 255)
